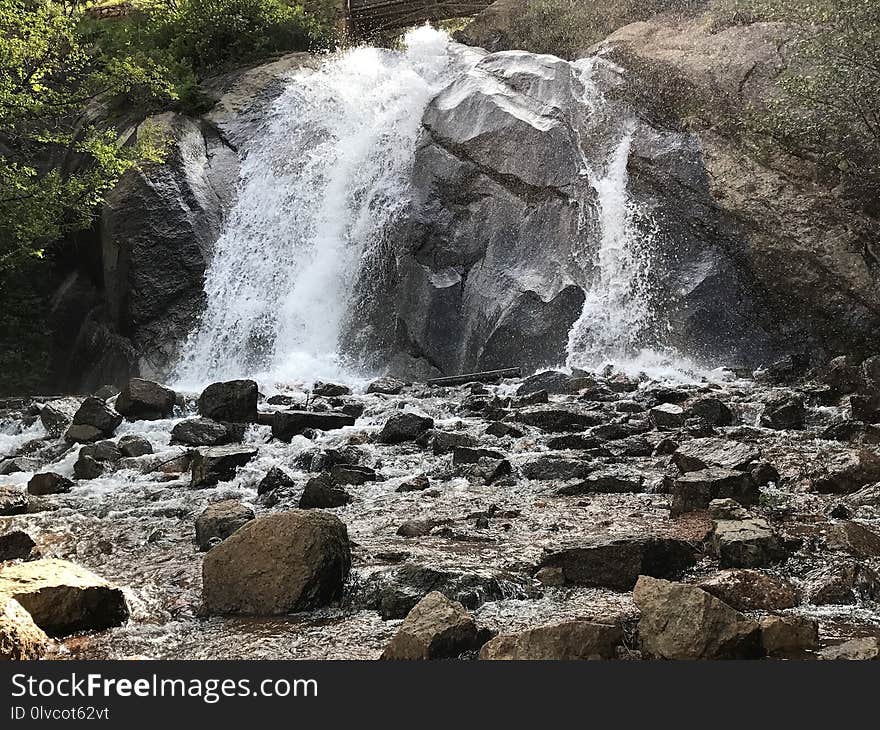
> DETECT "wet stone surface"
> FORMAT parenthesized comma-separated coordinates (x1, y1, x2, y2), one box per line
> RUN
(0, 365, 879, 659)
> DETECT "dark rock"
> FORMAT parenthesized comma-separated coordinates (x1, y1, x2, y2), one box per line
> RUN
(257, 466, 296, 496)
(556, 471, 644, 495)
(515, 405, 605, 432)
(462, 457, 511, 485)
(115, 378, 176, 420)
(312, 381, 350, 397)
(649, 403, 685, 429)
(520, 455, 594, 481)
(686, 397, 734, 426)
(272, 410, 357, 441)
(396, 474, 430, 493)
(816, 355, 863, 395)
(432, 430, 478, 455)
(759, 353, 811, 384)
(712, 518, 786, 568)
(39, 399, 79, 438)
(80, 440, 123, 463)
(699, 569, 798, 611)
(453, 446, 506, 465)
(195, 500, 255, 551)
(606, 434, 652, 457)
(396, 519, 449, 538)
(843, 483, 880, 509)
(484, 422, 524, 438)
(202, 510, 351, 614)
(367, 377, 405, 395)
(381, 591, 478, 660)
(378, 412, 434, 444)
(65, 397, 123, 443)
(760, 395, 805, 430)
(671, 437, 760, 473)
(480, 620, 622, 660)
(516, 371, 573, 396)
(171, 417, 244, 446)
(653, 438, 679, 456)
(0, 457, 40, 475)
(0, 486, 28, 515)
(821, 420, 880, 445)
(634, 576, 762, 659)
(805, 561, 880, 605)
(708, 498, 751, 521)
(0, 530, 37, 561)
(197, 380, 258, 423)
(850, 394, 880, 424)
(330, 464, 377, 485)
(190, 446, 259, 488)
(813, 449, 880, 494)
(537, 536, 697, 590)
(671, 468, 758, 516)
(547, 434, 601, 450)
(117, 434, 153, 458)
(825, 520, 880, 558)
(73, 455, 104, 481)
(751, 461, 781, 486)
(299, 475, 352, 508)
(27, 472, 74, 496)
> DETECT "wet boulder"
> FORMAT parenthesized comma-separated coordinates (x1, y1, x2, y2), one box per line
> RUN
(633, 576, 762, 659)
(117, 434, 153, 458)
(312, 381, 351, 397)
(813, 449, 880, 494)
(172, 417, 244, 447)
(378, 412, 434, 444)
(671, 467, 758, 516)
(649, 403, 685, 429)
(699, 569, 799, 611)
(479, 620, 623, 660)
(520, 455, 594, 481)
(432, 430, 478, 455)
(27, 472, 74, 496)
(39, 398, 80, 438)
(537, 536, 697, 590)
(257, 466, 296, 496)
(0, 530, 37, 562)
(712, 518, 786, 568)
(825, 520, 880, 558)
(515, 405, 605, 432)
(272, 410, 357, 441)
(115, 378, 176, 420)
(73, 440, 123, 481)
(816, 355, 863, 395)
(760, 615, 819, 655)
(197, 379, 258, 423)
(190, 446, 259, 488)
(0, 486, 28, 515)
(0, 558, 129, 636)
(396, 474, 430, 493)
(0, 457, 40, 475)
(299, 475, 352, 509)
(330, 464, 377, 486)
(671, 437, 760, 473)
(381, 591, 478, 660)
(453, 446, 506, 465)
(760, 395, 805, 430)
(65, 397, 124, 444)
(850, 393, 880, 424)
(367, 376, 405, 395)
(201, 510, 351, 614)
(0, 597, 49, 660)
(686, 397, 734, 426)
(556, 470, 644, 495)
(195, 500, 255, 551)
(516, 371, 575, 396)
(804, 561, 880, 605)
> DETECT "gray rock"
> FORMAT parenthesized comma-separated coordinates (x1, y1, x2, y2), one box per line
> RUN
(556, 471, 644, 495)
(760, 395, 805, 430)
(671, 467, 758, 516)
(330, 464, 377, 485)
(171, 417, 243, 447)
(39, 398, 79, 438)
(190, 446, 259, 488)
(366, 376, 405, 395)
(431, 430, 478, 455)
(115, 378, 176, 420)
(117, 434, 153, 458)
(813, 449, 880, 494)
(649, 403, 685, 429)
(805, 561, 880, 605)
(378, 412, 434, 444)
(517, 371, 574, 396)
(299, 475, 352, 509)
(195, 500, 255, 551)
(712, 518, 786, 568)
(0, 486, 28, 516)
(257, 466, 296, 496)
(819, 637, 880, 660)
(671, 437, 760, 473)
(520, 455, 594, 481)
(515, 405, 605, 432)
(272, 410, 357, 441)
(396, 474, 430, 493)
(825, 520, 880, 558)
(65, 397, 123, 443)
(686, 397, 734, 426)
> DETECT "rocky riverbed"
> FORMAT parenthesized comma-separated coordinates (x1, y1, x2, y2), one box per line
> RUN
(2, 354, 880, 660)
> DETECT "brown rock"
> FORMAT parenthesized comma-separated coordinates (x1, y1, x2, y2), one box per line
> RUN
(479, 620, 622, 660)
(699, 570, 799, 611)
(381, 591, 477, 660)
(760, 615, 819, 655)
(0, 597, 49, 660)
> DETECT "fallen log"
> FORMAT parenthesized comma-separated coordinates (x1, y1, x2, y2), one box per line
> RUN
(426, 368, 521, 387)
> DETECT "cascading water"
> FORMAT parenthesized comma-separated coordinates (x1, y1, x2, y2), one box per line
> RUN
(173, 27, 476, 389)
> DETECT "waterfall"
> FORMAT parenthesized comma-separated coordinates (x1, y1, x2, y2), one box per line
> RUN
(173, 27, 472, 389)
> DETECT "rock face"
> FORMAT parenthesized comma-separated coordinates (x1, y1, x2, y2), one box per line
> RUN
(381, 591, 478, 660)
(202, 510, 351, 615)
(0, 558, 129, 636)
(0, 597, 49, 660)
(115, 378, 176, 420)
(480, 620, 623, 660)
(633, 576, 763, 659)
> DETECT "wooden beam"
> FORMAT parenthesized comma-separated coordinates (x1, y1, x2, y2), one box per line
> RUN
(426, 368, 522, 387)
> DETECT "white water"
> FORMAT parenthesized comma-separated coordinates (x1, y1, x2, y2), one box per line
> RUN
(173, 27, 474, 390)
